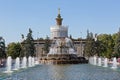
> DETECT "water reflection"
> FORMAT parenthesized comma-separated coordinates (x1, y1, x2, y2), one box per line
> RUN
(48, 65, 70, 80)
(0, 64, 120, 80)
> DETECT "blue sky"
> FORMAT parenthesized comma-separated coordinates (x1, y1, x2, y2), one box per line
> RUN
(0, 0, 120, 45)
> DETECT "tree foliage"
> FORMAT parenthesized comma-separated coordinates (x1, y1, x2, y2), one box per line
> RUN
(22, 28, 35, 58)
(0, 37, 6, 59)
(97, 34, 114, 58)
(84, 31, 95, 57)
(114, 31, 120, 58)
(84, 30, 114, 58)
(7, 42, 22, 59)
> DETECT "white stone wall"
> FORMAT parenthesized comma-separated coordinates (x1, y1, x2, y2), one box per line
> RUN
(50, 25, 68, 39)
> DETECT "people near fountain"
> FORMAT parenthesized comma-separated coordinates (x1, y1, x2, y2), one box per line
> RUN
(117, 58, 120, 63)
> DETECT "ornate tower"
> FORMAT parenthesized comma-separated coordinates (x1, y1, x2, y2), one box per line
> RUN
(56, 8, 63, 25)
(50, 9, 68, 39)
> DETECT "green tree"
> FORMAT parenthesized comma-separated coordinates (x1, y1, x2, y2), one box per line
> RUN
(22, 28, 35, 58)
(0, 37, 6, 61)
(7, 42, 22, 59)
(93, 39, 106, 57)
(84, 31, 108, 57)
(112, 33, 118, 44)
(97, 34, 114, 58)
(114, 30, 120, 58)
(84, 31, 95, 57)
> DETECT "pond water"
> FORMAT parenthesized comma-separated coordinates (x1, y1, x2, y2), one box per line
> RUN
(0, 64, 120, 80)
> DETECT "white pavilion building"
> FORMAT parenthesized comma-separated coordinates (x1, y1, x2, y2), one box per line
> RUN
(50, 9, 68, 39)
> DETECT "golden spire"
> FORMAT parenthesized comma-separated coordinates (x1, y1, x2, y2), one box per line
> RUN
(58, 8, 60, 14)
(56, 8, 63, 26)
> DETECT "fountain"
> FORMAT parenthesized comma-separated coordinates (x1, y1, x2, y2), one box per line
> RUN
(89, 57, 93, 64)
(35, 57, 39, 65)
(93, 56, 97, 65)
(103, 58, 108, 67)
(98, 57, 102, 66)
(3, 56, 39, 74)
(1, 63, 120, 80)
(40, 9, 88, 64)
(1, 8, 120, 80)
(31, 57, 35, 67)
(111, 57, 117, 69)
(48, 38, 76, 55)
(14, 57, 20, 70)
(4, 56, 13, 73)
(89, 56, 118, 69)
(21, 57, 27, 68)
(41, 37, 88, 64)
(28, 56, 32, 67)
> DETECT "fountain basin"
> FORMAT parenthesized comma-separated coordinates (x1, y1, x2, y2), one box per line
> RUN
(1, 64, 120, 80)
(40, 54, 88, 64)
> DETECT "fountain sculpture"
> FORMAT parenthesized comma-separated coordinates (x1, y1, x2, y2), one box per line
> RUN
(39, 37, 88, 64)
(40, 9, 88, 64)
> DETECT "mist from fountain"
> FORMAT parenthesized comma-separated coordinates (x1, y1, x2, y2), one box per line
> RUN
(31, 57, 35, 67)
(34, 57, 39, 65)
(21, 57, 27, 68)
(3, 56, 39, 74)
(89, 57, 93, 65)
(93, 56, 97, 65)
(111, 57, 117, 69)
(4, 56, 13, 73)
(89, 56, 119, 70)
(69, 48, 76, 54)
(28, 56, 32, 67)
(14, 57, 20, 70)
(48, 37, 76, 55)
(98, 57, 102, 66)
(35, 60, 39, 65)
(103, 58, 108, 67)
